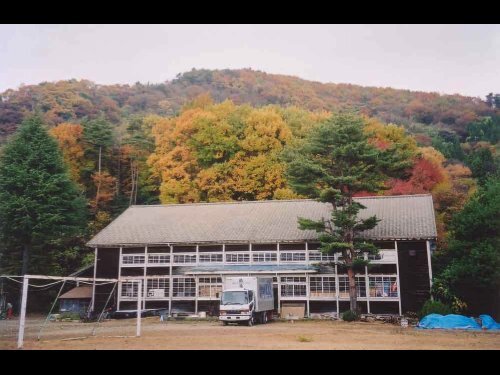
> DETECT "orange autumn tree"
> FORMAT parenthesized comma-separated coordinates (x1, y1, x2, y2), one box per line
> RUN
(90, 171, 116, 212)
(49, 123, 85, 184)
(148, 99, 323, 203)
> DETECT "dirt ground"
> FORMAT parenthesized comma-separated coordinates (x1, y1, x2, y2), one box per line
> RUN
(1, 316, 499, 350)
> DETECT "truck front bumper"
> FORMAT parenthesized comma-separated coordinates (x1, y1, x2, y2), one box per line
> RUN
(219, 314, 251, 322)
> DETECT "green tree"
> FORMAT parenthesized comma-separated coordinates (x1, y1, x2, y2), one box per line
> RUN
(82, 117, 114, 175)
(283, 114, 413, 312)
(466, 116, 500, 143)
(82, 117, 115, 213)
(433, 177, 500, 315)
(431, 131, 465, 161)
(0, 116, 87, 276)
(122, 116, 159, 206)
(466, 147, 498, 183)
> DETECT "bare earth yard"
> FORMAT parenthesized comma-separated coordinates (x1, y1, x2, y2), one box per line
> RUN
(1, 316, 499, 350)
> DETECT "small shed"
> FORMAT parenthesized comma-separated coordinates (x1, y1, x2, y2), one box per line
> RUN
(59, 286, 92, 313)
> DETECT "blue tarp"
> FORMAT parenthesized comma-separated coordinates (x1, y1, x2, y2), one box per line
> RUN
(479, 315, 500, 330)
(417, 314, 481, 330)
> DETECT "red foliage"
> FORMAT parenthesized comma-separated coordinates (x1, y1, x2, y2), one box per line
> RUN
(370, 138, 391, 150)
(387, 158, 445, 195)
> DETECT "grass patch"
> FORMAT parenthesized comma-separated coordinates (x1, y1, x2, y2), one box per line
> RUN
(297, 335, 313, 343)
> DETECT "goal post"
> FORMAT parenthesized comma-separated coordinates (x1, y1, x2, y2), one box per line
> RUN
(2, 274, 144, 349)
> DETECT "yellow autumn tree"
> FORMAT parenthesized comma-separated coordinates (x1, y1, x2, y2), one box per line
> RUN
(148, 99, 313, 203)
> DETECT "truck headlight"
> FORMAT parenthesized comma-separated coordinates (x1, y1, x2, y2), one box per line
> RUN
(241, 309, 249, 313)
(220, 311, 226, 315)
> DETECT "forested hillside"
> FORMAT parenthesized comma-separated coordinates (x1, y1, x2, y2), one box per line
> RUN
(1, 69, 499, 315)
(1, 69, 499, 242)
(1, 68, 498, 143)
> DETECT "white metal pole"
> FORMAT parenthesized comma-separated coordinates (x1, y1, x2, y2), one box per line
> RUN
(17, 276, 29, 349)
(306, 273, 310, 318)
(143, 246, 148, 310)
(169, 245, 173, 316)
(394, 241, 402, 316)
(335, 255, 340, 319)
(136, 279, 142, 337)
(195, 276, 199, 315)
(426, 240, 433, 290)
(365, 264, 370, 314)
(91, 247, 98, 312)
(117, 247, 122, 311)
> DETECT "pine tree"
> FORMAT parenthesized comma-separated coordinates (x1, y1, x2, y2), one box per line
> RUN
(0, 116, 87, 276)
(283, 113, 413, 313)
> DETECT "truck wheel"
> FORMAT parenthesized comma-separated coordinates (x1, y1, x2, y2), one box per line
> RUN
(247, 316, 254, 327)
(263, 312, 268, 324)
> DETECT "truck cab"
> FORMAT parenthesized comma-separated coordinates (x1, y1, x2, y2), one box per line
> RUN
(219, 277, 273, 326)
(219, 288, 255, 325)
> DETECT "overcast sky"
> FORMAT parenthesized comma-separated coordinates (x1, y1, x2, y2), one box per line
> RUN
(0, 24, 499, 97)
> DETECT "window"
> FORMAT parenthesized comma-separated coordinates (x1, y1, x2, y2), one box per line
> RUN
(147, 254, 170, 265)
(252, 252, 277, 263)
(121, 281, 139, 298)
(225, 253, 250, 263)
(199, 253, 223, 263)
(308, 251, 322, 261)
(172, 278, 196, 297)
(369, 276, 398, 298)
(147, 278, 169, 298)
(310, 276, 336, 298)
(280, 252, 306, 262)
(173, 254, 197, 264)
(308, 251, 335, 262)
(122, 255, 145, 265)
(280, 277, 307, 297)
(198, 277, 222, 298)
(338, 276, 366, 298)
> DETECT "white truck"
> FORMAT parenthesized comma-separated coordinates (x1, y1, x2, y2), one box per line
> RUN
(219, 277, 274, 326)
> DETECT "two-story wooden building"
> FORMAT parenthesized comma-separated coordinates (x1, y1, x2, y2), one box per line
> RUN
(87, 194, 437, 317)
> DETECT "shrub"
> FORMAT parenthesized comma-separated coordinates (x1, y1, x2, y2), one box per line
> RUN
(297, 335, 313, 342)
(342, 310, 359, 322)
(418, 299, 453, 319)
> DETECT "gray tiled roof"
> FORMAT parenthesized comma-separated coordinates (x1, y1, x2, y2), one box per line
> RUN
(87, 195, 436, 247)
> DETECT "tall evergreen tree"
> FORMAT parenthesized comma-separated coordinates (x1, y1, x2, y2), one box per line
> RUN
(0, 116, 87, 276)
(433, 177, 500, 315)
(284, 114, 413, 313)
(82, 117, 114, 175)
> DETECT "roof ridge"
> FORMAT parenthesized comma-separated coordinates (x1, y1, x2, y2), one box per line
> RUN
(130, 199, 317, 207)
(355, 194, 433, 200)
(130, 194, 433, 208)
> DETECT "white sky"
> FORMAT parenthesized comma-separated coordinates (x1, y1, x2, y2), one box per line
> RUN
(0, 24, 499, 97)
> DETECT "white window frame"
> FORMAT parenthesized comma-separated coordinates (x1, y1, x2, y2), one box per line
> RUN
(172, 277, 196, 298)
(147, 253, 170, 266)
(280, 251, 306, 263)
(225, 252, 250, 263)
(280, 276, 307, 298)
(198, 253, 223, 264)
(309, 276, 336, 298)
(252, 251, 277, 263)
(198, 277, 223, 299)
(173, 253, 197, 265)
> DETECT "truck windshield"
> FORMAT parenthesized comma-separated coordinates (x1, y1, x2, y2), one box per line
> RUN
(221, 291, 248, 305)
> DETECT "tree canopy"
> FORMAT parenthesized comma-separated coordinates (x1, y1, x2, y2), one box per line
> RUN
(0, 116, 87, 275)
(283, 113, 414, 312)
